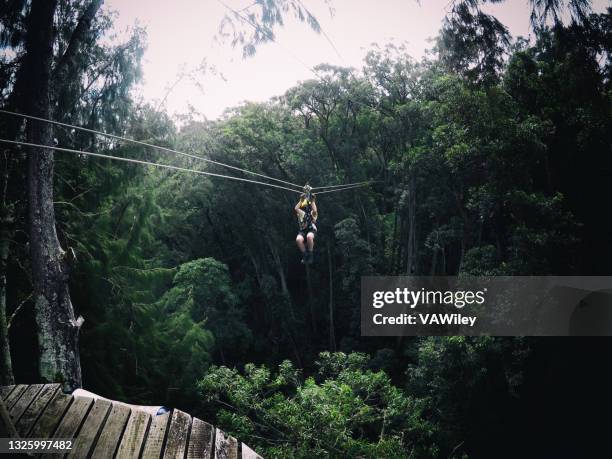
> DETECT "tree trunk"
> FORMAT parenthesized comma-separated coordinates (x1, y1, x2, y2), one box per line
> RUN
(406, 173, 417, 275)
(266, 237, 289, 296)
(0, 150, 15, 384)
(442, 246, 447, 274)
(430, 245, 438, 276)
(24, 0, 83, 391)
(0, 234, 14, 385)
(285, 324, 303, 369)
(305, 265, 317, 335)
(54, 0, 105, 117)
(359, 200, 372, 258)
(327, 244, 336, 351)
(391, 208, 398, 272)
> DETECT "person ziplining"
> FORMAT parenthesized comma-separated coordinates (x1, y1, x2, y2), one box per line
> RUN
(0, 110, 378, 267)
(295, 185, 318, 264)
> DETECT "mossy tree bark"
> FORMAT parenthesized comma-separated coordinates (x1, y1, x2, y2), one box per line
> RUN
(0, 152, 14, 384)
(0, 233, 14, 385)
(22, 0, 83, 391)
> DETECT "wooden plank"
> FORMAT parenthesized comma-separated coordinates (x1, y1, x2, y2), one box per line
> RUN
(28, 391, 72, 438)
(141, 411, 170, 459)
(52, 395, 93, 438)
(15, 384, 60, 437)
(214, 428, 238, 459)
(67, 398, 112, 459)
(0, 385, 16, 400)
(9, 384, 44, 425)
(241, 443, 262, 459)
(162, 409, 191, 459)
(91, 402, 131, 459)
(116, 409, 151, 459)
(187, 417, 214, 459)
(0, 397, 17, 438)
(3, 384, 28, 409)
(45, 396, 93, 459)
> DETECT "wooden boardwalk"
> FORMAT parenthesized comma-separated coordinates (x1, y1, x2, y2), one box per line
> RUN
(0, 384, 262, 459)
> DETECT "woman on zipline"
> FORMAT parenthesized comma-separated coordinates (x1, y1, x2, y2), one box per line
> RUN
(295, 186, 318, 264)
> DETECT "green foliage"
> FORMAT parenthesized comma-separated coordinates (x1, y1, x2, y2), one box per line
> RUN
(41, 8, 608, 421)
(406, 337, 528, 456)
(334, 217, 373, 290)
(436, 0, 594, 85)
(159, 258, 252, 363)
(199, 352, 439, 458)
(217, 0, 333, 57)
(3, 3, 611, 456)
(437, 2, 511, 86)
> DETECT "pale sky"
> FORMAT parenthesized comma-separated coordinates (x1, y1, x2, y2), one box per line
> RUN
(105, 0, 610, 120)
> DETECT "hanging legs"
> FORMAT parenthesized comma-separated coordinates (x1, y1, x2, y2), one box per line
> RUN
(296, 232, 315, 265)
(296, 233, 307, 264)
(306, 232, 315, 264)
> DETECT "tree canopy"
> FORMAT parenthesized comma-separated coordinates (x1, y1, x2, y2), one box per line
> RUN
(1, 1, 611, 457)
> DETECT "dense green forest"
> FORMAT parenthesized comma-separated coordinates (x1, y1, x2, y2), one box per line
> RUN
(1, 1, 611, 457)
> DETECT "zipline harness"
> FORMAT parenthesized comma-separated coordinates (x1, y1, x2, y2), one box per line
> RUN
(297, 185, 317, 231)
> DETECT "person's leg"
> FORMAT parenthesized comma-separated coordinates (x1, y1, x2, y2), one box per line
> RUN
(296, 234, 306, 262)
(306, 232, 315, 251)
(306, 232, 315, 263)
(296, 234, 305, 252)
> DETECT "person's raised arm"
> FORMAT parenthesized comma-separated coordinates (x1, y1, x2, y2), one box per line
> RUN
(295, 195, 304, 216)
(311, 199, 318, 221)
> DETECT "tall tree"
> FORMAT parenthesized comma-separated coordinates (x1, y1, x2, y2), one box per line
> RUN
(1, 0, 107, 389)
(438, 0, 593, 85)
(0, 193, 14, 384)
(13, 0, 93, 390)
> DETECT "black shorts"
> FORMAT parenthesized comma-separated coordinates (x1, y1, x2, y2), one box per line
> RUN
(298, 225, 317, 238)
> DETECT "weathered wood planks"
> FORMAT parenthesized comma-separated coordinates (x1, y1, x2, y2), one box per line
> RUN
(187, 417, 215, 459)
(116, 409, 151, 459)
(67, 398, 112, 458)
(0, 385, 262, 458)
(28, 390, 72, 438)
(15, 384, 60, 436)
(0, 384, 16, 400)
(141, 411, 170, 459)
(92, 402, 131, 459)
(0, 397, 16, 438)
(163, 409, 191, 459)
(215, 428, 238, 459)
(45, 396, 94, 459)
(3, 384, 28, 409)
(52, 395, 94, 439)
(9, 383, 44, 424)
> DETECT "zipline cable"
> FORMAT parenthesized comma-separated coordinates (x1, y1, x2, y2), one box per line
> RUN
(217, 1, 385, 192)
(0, 109, 304, 191)
(314, 183, 372, 194)
(1, 11, 379, 194)
(0, 109, 381, 194)
(0, 137, 372, 195)
(0, 138, 302, 194)
(312, 180, 378, 190)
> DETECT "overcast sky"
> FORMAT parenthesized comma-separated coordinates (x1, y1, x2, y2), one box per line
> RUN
(105, 0, 609, 120)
